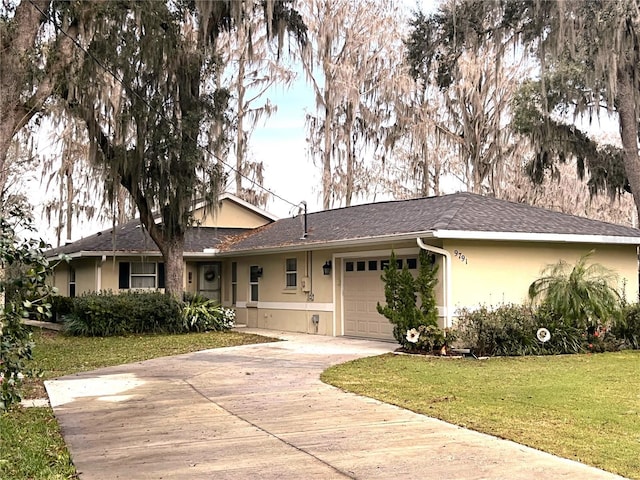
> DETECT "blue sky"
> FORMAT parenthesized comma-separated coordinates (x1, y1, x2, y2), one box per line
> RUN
(248, 0, 436, 218)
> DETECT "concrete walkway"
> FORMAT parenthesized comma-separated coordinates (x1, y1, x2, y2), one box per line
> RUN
(46, 329, 626, 480)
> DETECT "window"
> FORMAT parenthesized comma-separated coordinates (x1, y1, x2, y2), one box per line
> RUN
(119, 262, 164, 289)
(407, 258, 418, 270)
(231, 262, 237, 305)
(381, 260, 390, 270)
(69, 267, 76, 298)
(285, 258, 297, 288)
(131, 262, 157, 288)
(345, 261, 354, 272)
(249, 265, 260, 302)
(356, 261, 366, 271)
(368, 260, 378, 271)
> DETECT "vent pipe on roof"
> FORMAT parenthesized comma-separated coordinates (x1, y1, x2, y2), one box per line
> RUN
(299, 201, 308, 240)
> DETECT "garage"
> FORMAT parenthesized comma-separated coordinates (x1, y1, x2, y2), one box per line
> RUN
(343, 256, 418, 341)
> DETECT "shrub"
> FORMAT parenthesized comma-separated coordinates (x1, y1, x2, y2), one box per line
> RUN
(64, 291, 236, 336)
(528, 251, 622, 330)
(612, 303, 640, 349)
(533, 303, 585, 354)
(377, 250, 446, 351)
(455, 304, 541, 357)
(64, 291, 183, 336)
(1, 206, 61, 410)
(181, 295, 235, 332)
(455, 301, 623, 357)
(50, 295, 74, 323)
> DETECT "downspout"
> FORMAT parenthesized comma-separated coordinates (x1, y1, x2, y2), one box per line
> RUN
(97, 255, 107, 291)
(416, 238, 452, 329)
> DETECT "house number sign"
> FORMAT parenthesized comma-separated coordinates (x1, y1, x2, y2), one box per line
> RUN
(454, 249, 468, 264)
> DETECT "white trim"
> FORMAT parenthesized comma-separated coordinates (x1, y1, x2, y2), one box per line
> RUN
(337, 247, 420, 338)
(433, 229, 640, 245)
(332, 253, 336, 336)
(417, 238, 453, 329)
(334, 247, 419, 260)
(217, 231, 436, 256)
(234, 301, 333, 312)
(339, 256, 344, 337)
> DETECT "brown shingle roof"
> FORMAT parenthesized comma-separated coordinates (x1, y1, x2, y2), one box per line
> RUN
(221, 192, 640, 253)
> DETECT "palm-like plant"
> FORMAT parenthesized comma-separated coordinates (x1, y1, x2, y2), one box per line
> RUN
(528, 251, 622, 330)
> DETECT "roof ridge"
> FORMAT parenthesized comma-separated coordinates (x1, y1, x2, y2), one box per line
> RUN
(432, 193, 470, 229)
(306, 194, 444, 215)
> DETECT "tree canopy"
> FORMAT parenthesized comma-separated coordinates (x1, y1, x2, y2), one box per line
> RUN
(52, 0, 306, 296)
(407, 0, 640, 217)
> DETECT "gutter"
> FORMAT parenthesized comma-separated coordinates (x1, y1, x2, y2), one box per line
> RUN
(433, 229, 640, 245)
(215, 231, 439, 257)
(416, 238, 452, 329)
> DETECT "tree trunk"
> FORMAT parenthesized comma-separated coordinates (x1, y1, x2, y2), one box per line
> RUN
(160, 237, 185, 299)
(345, 101, 354, 206)
(235, 23, 247, 197)
(0, 0, 47, 179)
(322, 101, 332, 210)
(616, 71, 640, 220)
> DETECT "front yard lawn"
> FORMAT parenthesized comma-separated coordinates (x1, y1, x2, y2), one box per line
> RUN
(1, 328, 276, 480)
(322, 351, 640, 479)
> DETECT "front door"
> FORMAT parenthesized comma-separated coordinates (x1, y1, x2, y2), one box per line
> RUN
(198, 263, 221, 302)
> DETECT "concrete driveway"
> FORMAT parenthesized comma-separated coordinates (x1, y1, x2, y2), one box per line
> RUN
(46, 329, 626, 480)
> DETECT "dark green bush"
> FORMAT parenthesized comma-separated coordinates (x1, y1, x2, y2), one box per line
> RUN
(50, 295, 74, 323)
(1, 206, 61, 410)
(612, 303, 640, 349)
(64, 291, 183, 336)
(377, 250, 445, 351)
(533, 303, 585, 354)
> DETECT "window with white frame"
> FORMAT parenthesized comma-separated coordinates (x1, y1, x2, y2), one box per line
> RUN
(69, 266, 76, 297)
(231, 262, 237, 305)
(130, 262, 158, 289)
(285, 258, 297, 288)
(249, 265, 260, 302)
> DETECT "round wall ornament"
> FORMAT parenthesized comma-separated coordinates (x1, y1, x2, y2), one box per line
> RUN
(204, 269, 217, 282)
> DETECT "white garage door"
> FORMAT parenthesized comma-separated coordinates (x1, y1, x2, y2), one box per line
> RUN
(343, 256, 418, 341)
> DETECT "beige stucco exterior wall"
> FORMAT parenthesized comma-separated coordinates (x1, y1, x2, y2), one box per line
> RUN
(443, 239, 638, 313)
(226, 239, 638, 337)
(51, 233, 638, 340)
(192, 199, 272, 228)
(52, 261, 72, 296)
(230, 240, 448, 337)
(232, 251, 336, 335)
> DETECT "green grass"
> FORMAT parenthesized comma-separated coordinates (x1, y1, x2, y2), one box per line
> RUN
(321, 351, 640, 479)
(0, 408, 76, 480)
(2, 328, 276, 480)
(30, 329, 276, 380)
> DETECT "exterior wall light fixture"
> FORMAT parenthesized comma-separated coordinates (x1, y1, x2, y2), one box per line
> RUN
(322, 261, 332, 275)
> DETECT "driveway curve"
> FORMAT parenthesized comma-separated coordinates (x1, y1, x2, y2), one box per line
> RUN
(46, 329, 626, 480)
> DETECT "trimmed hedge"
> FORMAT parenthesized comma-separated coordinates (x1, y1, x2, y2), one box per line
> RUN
(63, 291, 183, 336)
(62, 291, 236, 336)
